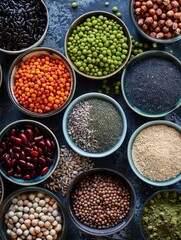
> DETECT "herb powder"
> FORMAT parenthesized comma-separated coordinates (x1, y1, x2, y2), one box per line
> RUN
(68, 98, 123, 152)
(125, 56, 181, 114)
(132, 124, 181, 181)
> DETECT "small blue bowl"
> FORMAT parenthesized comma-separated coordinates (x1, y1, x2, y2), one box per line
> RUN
(62, 92, 127, 158)
(0, 120, 60, 186)
(127, 120, 181, 186)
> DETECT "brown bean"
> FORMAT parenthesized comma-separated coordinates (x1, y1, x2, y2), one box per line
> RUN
(19, 133, 28, 145)
(41, 166, 49, 175)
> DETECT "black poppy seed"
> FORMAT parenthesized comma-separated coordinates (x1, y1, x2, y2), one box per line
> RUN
(124, 56, 181, 114)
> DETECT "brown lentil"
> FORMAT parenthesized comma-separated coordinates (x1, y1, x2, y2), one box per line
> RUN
(132, 124, 181, 181)
(71, 173, 130, 229)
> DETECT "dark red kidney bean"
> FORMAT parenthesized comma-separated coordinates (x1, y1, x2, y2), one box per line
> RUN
(34, 135, 44, 142)
(45, 138, 52, 149)
(25, 124, 33, 129)
(16, 165, 22, 173)
(47, 152, 53, 158)
(41, 166, 49, 175)
(39, 157, 46, 165)
(10, 159, 16, 167)
(30, 150, 38, 157)
(12, 146, 21, 152)
(31, 157, 38, 163)
(30, 141, 35, 147)
(25, 128, 33, 142)
(26, 156, 32, 161)
(51, 140, 55, 150)
(23, 174, 31, 180)
(10, 136, 22, 145)
(46, 157, 53, 165)
(37, 147, 43, 155)
(31, 170, 37, 178)
(9, 128, 16, 137)
(7, 168, 13, 176)
(14, 152, 20, 159)
(19, 133, 28, 145)
(0, 148, 4, 156)
(34, 127, 41, 136)
(4, 153, 11, 162)
(19, 151, 25, 160)
(0, 142, 7, 151)
(24, 147, 31, 154)
(18, 160, 26, 167)
(33, 146, 38, 151)
(38, 141, 45, 148)
(20, 129, 25, 133)
(13, 173, 22, 179)
(26, 162, 35, 169)
(8, 148, 14, 159)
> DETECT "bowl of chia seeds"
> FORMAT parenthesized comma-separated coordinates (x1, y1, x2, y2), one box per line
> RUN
(62, 92, 127, 158)
(65, 11, 132, 80)
(67, 168, 136, 236)
(0, 175, 4, 205)
(0, 0, 49, 55)
(121, 50, 181, 118)
(127, 120, 181, 186)
(140, 189, 181, 240)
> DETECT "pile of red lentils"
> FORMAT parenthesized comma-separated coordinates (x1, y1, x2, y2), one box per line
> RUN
(13, 55, 72, 114)
(71, 173, 130, 229)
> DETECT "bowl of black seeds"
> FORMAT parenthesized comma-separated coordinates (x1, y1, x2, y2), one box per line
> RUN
(0, 175, 4, 205)
(62, 92, 127, 158)
(0, 0, 48, 55)
(121, 50, 181, 118)
(67, 168, 136, 236)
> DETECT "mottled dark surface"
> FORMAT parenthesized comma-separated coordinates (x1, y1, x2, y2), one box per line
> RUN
(0, 0, 181, 239)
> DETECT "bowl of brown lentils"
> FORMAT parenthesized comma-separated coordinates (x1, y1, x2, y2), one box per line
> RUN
(0, 187, 67, 240)
(67, 168, 136, 236)
(130, 0, 181, 43)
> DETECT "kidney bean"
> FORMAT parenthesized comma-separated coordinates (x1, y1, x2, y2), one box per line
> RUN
(10, 136, 22, 145)
(25, 128, 33, 142)
(46, 157, 53, 165)
(18, 160, 27, 167)
(41, 166, 49, 175)
(9, 128, 17, 137)
(30, 150, 38, 157)
(24, 147, 31, 154)
(12, 146, 21, 152)
(31, 171, 37, 178)
(34, 127, 41, 136)
(7, 168, 13, 176)
(26, 156, 32, 161)
(39, 157, 46, 165)
(47, 152, 53, 158)
(38, 141, 46, 148)
(14, 152, 20, 159)
(8, 148, 14, 159)
(16, 165, 22, 173)
(19, 151, 26, 160)
(31, 157, 38, 163)
(0, 148, 4, 156)
(33, 146, 38, 151)
(34, 135, 44, 142)
(10, 159, 16, 167)
(26, 162, 35, 169)
(30, 141, 36, 147)
(23, 174, 31, 180)
(37, 147, 43, 155)
(45, 138, 52, 149)
(0, 142, 7, 151)
(51, 140, 55, 150)
(19, 133, 28, 145)
(13, 173, 22, 179)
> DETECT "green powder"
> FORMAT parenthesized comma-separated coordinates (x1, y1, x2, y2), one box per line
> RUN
(142, 191, 181, 240)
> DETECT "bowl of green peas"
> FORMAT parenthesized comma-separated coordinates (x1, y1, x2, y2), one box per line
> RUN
(65, 11, 132, 80)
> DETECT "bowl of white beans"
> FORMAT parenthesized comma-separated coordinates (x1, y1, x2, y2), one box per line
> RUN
(0, 187, 67, 240)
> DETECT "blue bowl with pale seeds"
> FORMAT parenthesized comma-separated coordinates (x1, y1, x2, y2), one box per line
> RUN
(62, 92, 127, 158)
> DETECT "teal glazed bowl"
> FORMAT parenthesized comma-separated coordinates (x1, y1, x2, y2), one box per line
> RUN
(62, 92, 127, 158)
(0, 120, 60, 186)
(0, 65, 2, 87)
(127, 120, 181, 187)
(139, 189, 181, 240)
(67, 168, 136, 236)
(0, 187, 67, 240)
(121, 50, 181, 118)
(0, 175, 4, 205)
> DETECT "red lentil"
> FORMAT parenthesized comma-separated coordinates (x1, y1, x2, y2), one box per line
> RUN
(13, 55, 72, 114)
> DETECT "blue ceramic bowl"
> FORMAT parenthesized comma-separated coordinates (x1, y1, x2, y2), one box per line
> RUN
(67, 168, 136, 236)
(0, 187, 67, 240)
(62, 92, 127, 158)
(127, 120, 181, 186)
(121, 50, 181, 118)
(0, 120, 60, 186)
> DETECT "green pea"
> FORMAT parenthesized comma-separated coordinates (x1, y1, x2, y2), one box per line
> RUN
(105, 1, 109, 6)
(116, 12, 122, 17)
(112, 6, 118, 13)
(71, 2, 78, 8)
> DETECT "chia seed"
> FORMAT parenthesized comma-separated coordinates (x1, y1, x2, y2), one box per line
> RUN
(67, 98, 123, 153)
(124, 56, 181, 114)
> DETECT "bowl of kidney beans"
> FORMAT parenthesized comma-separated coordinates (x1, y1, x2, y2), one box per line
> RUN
(0, 120, 60, 185)
(67, 168, 136, 236)
(0, 0, 49, 55)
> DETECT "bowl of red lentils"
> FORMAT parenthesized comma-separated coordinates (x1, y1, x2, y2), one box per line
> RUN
(0, 119, 60, 186)
(0, 187, 67, 240)
(67, 168, 136, 236)
(127, 120, 181, 186)
(7, 47, 76, 117)
(130, 0, 181, 43)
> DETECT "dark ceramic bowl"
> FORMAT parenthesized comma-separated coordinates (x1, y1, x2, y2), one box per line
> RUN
(67, 168, 136, 236)
(0, 187, 67, 240)
(0, 119, 60, 186)
(0, 175, 4, 205)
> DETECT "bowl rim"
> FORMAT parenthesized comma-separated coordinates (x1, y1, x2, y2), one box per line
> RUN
(121, 50, 181, 118)
(7, 47, 76, 118)
(130, 0, 181, 43)
(0, 186, 67, 240)
(64, 10, 132, 80)
(66, 168, 137, 236)
(139, 188, 181, 240)
(127, 120, 181, 186)
(0, 0, 49, 55)
(62, 92, 127, 158)
(0, 65, 2, 87)
(0, 175, 4, 205)
(0, 119, 60, 186)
